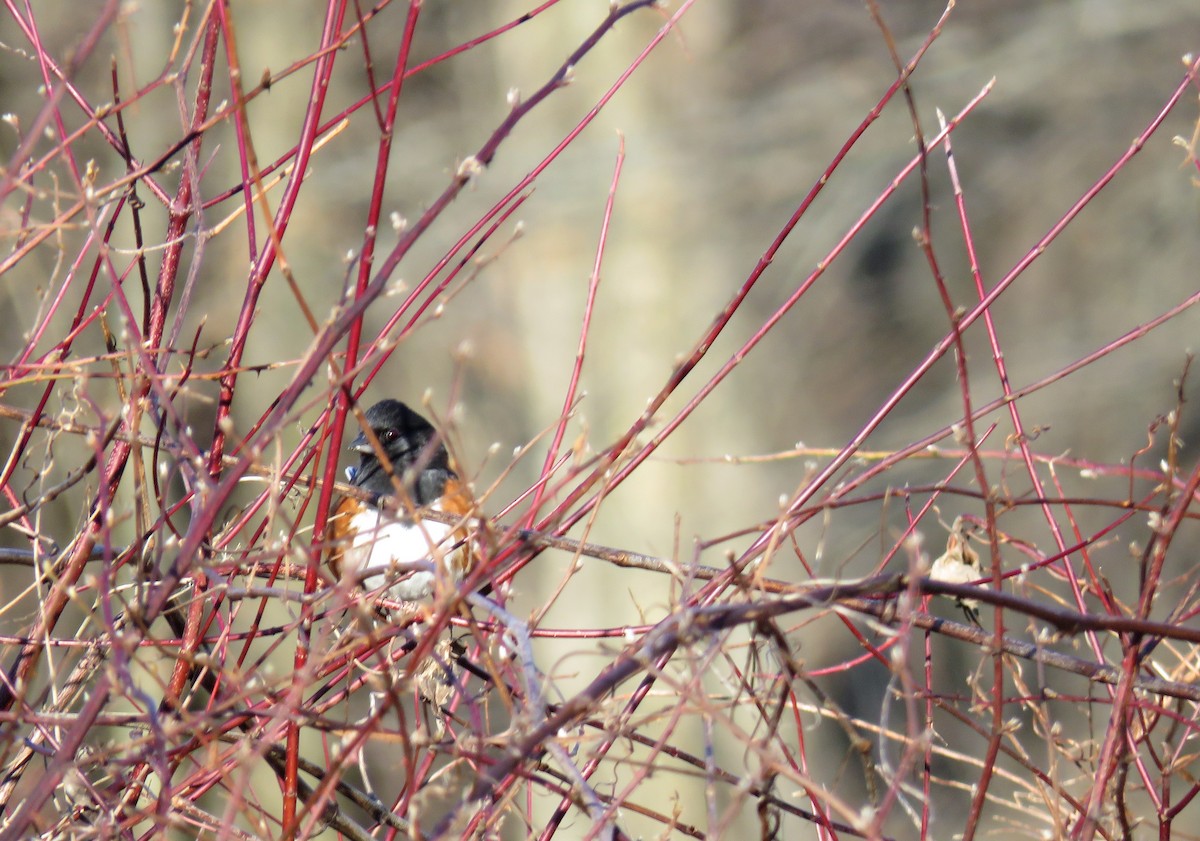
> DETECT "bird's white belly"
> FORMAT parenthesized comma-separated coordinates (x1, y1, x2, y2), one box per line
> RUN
(343, 507, 458, 600)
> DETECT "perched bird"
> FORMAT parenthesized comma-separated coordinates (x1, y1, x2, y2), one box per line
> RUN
(327, 399, 473, 602)
(928, 515, 983, 626)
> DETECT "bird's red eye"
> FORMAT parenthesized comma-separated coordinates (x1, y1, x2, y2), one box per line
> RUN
(380, 429, 399, 445)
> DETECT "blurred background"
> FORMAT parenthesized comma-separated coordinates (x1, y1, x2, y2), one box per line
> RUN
(3, 1, 1200, 837)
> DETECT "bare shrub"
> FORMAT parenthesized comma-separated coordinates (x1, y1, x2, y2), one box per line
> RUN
(2, 2, 1199, 839)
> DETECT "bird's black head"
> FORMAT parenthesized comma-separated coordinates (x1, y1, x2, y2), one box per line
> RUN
(347, 399, 453, 502)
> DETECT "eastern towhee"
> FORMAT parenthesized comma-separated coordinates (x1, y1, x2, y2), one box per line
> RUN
(327, 399, 472, 602)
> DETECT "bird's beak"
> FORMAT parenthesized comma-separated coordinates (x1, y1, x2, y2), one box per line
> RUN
(348, 430, 374, 454)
